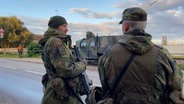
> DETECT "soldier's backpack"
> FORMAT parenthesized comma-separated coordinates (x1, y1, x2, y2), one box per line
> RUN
(86, 54, 136, 104)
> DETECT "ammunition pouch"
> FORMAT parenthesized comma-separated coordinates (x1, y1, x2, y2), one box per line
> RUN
(51, 77, 69, 99)
(78, 72, 93, 95)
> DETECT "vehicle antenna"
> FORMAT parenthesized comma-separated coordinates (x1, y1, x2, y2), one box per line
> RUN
(145, 0, 158, 10)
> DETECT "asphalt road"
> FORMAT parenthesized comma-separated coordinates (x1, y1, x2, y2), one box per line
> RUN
(0, 58, 183, 104)
(0, 58, 44, 104)
(0, 58, 100, 104)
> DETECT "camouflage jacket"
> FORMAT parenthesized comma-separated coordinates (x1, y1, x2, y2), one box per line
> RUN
(39, 27, 86, 104)
(98, 29, 183, 104)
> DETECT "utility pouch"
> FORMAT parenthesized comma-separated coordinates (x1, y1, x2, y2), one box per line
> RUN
(42, 73, 49, 88)
(51, 77, 69, 99)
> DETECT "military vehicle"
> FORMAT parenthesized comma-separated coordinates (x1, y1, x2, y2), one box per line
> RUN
(75, 31, 121, 64)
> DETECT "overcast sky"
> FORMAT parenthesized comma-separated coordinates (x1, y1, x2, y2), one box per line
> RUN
(1, 0, 184, 44)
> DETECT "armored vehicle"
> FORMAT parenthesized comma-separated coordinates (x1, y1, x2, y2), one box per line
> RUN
(75, 32, 121, 64)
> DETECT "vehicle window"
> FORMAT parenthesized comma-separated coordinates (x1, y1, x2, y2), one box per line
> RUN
(80, 40, 87, 47)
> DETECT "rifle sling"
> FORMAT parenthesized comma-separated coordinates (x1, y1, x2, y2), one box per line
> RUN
(108, 54, 136, 97)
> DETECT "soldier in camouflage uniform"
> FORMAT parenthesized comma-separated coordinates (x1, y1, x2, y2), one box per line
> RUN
(39, 15, 86, 104)
(98, 7, 184, 104)
(86, 31, 95, 39)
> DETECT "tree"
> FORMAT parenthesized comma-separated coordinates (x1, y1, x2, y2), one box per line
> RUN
(0, 16, 34, 48)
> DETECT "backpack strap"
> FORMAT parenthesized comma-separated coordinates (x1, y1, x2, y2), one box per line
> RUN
(108, 54, 136, 97)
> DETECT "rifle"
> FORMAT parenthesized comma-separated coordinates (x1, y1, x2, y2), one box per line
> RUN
(71, 45, 93, 95)
(73, 45, 83, 62)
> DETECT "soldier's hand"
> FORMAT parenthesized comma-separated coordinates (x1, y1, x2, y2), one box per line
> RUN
(179, 95, 184, 104)
(81, 59, 87, 66)
(169, 91, 184, 104)
(76, 57, 81, 62)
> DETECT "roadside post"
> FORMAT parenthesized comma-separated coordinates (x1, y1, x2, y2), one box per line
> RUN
(0, 27, 4, 49)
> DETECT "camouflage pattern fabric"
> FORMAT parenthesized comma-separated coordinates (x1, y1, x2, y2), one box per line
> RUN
(98, 29, 184, 104)
(119, 7, 147, 24)
(39, 27, 86, 104)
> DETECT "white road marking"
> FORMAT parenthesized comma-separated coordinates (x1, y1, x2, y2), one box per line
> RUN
(0, 64, 101, 86)
(25, 70, 44, 75)
(0, 65, 16, 69)
(0, 65, 45, 76)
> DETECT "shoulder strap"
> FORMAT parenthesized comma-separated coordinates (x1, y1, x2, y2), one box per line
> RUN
(108, 54, 136, 97)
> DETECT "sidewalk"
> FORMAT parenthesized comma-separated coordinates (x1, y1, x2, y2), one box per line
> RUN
(19, 58, 43, 63)
(1, 57, 43, 64)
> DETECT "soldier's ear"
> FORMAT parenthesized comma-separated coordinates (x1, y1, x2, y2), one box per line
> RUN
(124, 22, 130, 32)
(122, 22, 129, 33)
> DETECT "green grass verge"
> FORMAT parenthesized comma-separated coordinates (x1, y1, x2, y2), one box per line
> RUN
(0, 53, 20, 58)
(178, 64, 184, 70)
